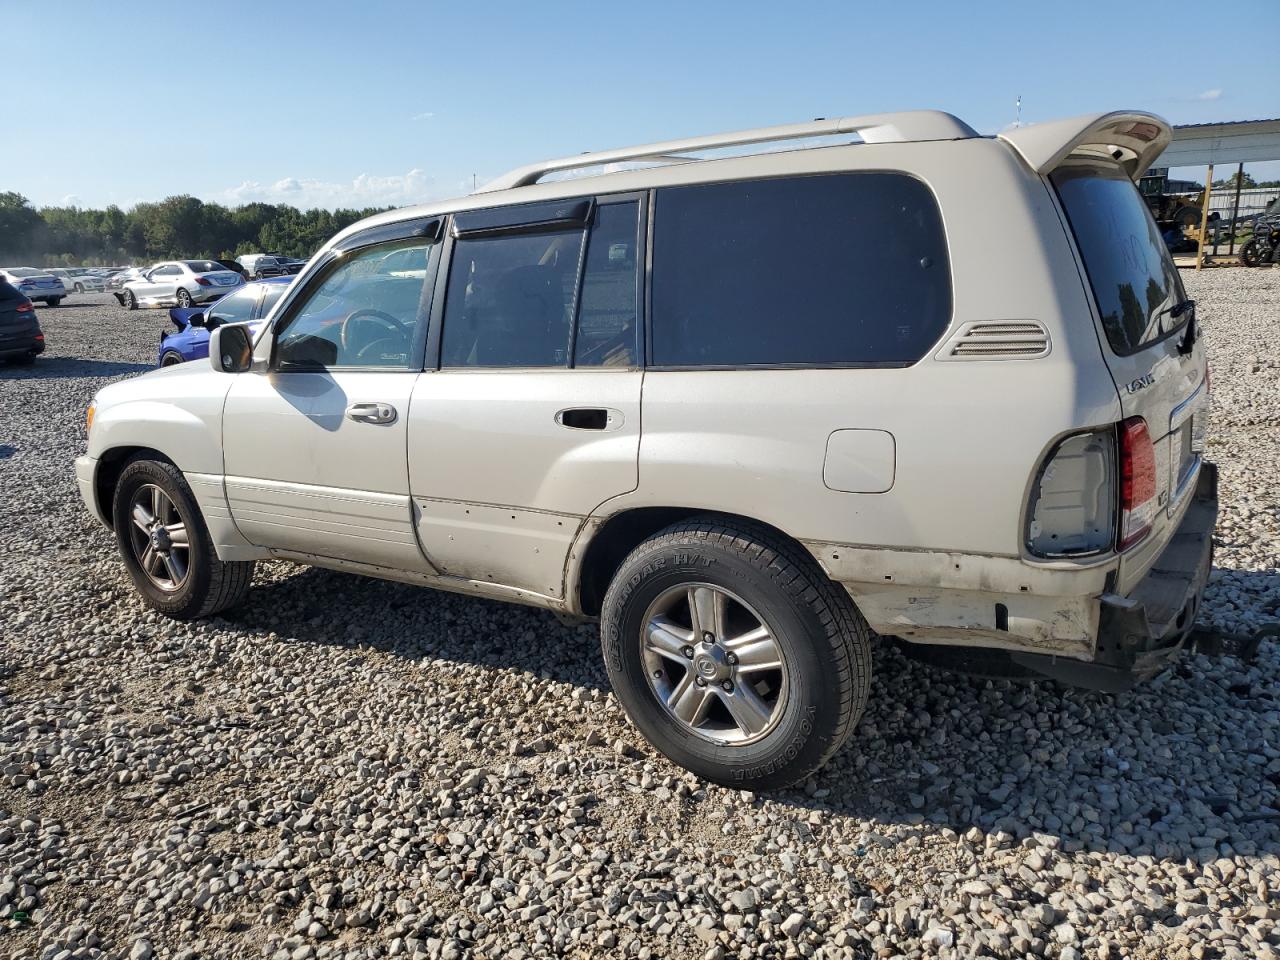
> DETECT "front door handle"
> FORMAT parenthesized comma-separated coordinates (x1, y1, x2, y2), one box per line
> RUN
(346, 401, 397, 425)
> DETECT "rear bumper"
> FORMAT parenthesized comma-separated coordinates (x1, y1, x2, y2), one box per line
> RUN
(0, 332, 44, 357)
(1012, 461, 1218, 691)
(192, 284, 241, 302)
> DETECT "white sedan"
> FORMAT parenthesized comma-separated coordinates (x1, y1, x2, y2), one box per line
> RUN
(48, 268, 107, 294)
(120, 260, 244, 309)
(0, 267, 67, 305)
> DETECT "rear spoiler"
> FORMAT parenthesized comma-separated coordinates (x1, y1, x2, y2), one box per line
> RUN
(998, 111, 1172, 182)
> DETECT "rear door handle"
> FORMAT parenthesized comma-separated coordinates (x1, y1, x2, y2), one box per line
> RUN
(555, 407, 616, 431)
(346, 402, 397, 425)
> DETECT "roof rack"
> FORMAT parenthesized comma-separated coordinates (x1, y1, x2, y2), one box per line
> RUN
(476, 110, 978, 193)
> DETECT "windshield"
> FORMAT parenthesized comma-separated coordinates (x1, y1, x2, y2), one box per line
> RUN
(183, 260, 223, 273)
(1052, 163, 1187, 355)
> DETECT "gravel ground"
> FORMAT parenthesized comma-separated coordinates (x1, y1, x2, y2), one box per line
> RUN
(2, 277, 1278, 960)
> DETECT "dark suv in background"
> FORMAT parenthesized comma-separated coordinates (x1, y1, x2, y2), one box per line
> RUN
(0, 279, 46, 365)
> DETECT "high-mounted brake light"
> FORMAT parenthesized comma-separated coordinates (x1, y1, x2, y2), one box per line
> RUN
(1118, 417, 1157, 551)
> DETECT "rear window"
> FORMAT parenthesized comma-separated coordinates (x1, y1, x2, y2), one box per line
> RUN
(650, 173, 951, 367)
(183, 260, 222, 273)
(1051, 164, 1187, 355)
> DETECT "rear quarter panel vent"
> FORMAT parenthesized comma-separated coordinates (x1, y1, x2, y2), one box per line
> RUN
(936, 320, 1051, 361)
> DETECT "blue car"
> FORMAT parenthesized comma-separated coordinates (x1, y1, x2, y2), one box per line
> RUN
(158, 276, 292, 367)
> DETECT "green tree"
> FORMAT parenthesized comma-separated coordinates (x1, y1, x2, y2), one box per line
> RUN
(0, 192, 43, 261)
(1213, 170, 1257, 190)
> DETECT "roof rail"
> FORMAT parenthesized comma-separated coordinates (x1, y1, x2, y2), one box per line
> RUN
(476, 110, 978, 193)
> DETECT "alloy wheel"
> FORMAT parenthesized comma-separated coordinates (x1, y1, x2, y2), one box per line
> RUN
(127, 484, 191, 592)
(641, 583, 788, 745)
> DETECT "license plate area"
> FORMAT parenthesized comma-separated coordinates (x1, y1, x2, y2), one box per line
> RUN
(1169, 409, 1205, 516)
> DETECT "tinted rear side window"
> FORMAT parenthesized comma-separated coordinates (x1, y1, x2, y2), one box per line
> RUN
(650, 173, 950, 367)
(1051, 164, 1185, 355)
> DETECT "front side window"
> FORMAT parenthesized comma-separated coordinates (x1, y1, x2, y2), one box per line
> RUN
(440, 228, 584, 368)
(650, 173, 951, 367)
(207, 287, 258, 326)
(1052, 165, 1188, 355)
(275, 238, 435, 370)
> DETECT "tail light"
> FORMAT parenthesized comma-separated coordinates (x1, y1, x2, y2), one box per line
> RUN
(1025, 430, 1116, 558)
(16, 301, 33, 312)
(34, 333, 44, 342)
(1118, 417, 1157, 551)
(195, 277, 212, 287)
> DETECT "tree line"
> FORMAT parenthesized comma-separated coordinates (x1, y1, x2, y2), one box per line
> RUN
(0, 191, 392, 267)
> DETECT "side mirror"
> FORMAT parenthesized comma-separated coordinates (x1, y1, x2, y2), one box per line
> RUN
(209, 323, 254, 373)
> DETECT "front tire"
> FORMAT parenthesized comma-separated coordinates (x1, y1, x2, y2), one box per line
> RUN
(74, 283, 84, 293)
(600, 517, 872, 790)
(160, 351, 184, 367)
(124, 290, 138, 310)
(112, 458, 255, 619)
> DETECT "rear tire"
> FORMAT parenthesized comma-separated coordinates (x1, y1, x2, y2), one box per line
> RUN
(112, 458, 255, 620)
(46, 297, 62, 307)
(74, 283, 84, 293)
(176, 288, 193, 308)
(1240, 238, 1270, 267)
(600, 517, 872, 790)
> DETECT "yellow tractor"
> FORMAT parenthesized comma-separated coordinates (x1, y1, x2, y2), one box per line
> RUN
(1138, 172, 1218, 249)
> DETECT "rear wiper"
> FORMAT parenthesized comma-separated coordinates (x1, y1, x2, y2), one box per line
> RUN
(1161, 298, 1197, 354)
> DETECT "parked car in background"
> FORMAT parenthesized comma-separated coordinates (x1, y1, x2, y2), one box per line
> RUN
(0, 268, 66, 306)
(0, 278, 45, 364)
(108, 267, 146, 291)
(158, 276, 290, 366)
(119, 260, 244, 310)
(48, 268, 107, 293)
(236, 253, 304, 279)
(216, 259, 250, 282)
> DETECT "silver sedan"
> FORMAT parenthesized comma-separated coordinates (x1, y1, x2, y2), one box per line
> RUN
(120, 260, 245, 310)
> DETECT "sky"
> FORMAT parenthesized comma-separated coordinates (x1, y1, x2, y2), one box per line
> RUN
(7, 0, 1276, 212)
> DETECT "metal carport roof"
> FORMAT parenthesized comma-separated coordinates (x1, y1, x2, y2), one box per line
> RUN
(1153, 118, 1280, 168)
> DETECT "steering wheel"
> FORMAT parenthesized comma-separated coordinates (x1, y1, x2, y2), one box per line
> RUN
(339, 308, 408, 362)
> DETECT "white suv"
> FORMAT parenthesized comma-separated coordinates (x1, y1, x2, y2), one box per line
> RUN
(77, 110, 1216, 789)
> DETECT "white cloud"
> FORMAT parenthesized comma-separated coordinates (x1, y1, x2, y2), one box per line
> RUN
(411, 111, 435, 121)
(1197, 88, 1223, 101)
(217, 168, 439, 210)
(60, 193, 80, 207)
